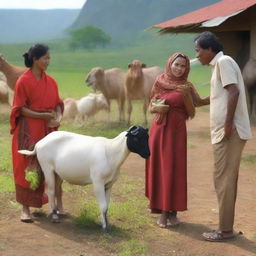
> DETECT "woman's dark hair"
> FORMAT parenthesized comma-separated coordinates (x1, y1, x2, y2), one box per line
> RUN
(194, 31, 223, 53)
(22, 44, 49, 67)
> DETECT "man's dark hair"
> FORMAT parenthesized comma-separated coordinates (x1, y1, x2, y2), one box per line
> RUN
(194, 31, 223, 53)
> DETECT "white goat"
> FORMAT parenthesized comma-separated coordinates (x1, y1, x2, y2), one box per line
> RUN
(76, 93, 110, 124)
(62, 98, 78, 121)
(18, 126, 150, 232)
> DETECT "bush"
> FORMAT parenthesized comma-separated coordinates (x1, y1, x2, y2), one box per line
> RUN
(69, 26, 111, 49)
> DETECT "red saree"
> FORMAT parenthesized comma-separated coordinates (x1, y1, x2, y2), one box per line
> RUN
(10, 69, 63, 207)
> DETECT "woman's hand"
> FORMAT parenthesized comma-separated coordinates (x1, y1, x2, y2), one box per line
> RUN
(176, 86, 191, 96)
(47, 118, 60, 128)
(47, 110, 61, 128)
(43, 111, 55, 120)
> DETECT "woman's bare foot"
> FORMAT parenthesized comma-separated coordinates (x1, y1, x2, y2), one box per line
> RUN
(168, 216, 180, 226)
(157, 211, 168, 228)
(20, 205, 33, 223)
(168, 211, 180, 226)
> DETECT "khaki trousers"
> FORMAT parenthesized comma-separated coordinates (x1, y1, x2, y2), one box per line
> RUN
(213, 130, 246, 232)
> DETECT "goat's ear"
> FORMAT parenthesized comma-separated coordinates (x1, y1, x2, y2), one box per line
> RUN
(142, 63, 147, 68)
(128, 63, 132, 68)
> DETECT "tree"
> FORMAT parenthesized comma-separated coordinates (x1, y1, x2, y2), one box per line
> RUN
(69, 26, 111, 49)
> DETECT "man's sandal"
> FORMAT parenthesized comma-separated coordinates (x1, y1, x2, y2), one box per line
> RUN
(202, 230, 241, 242)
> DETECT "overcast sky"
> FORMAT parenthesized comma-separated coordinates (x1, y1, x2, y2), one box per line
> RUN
(0, 0, 86, 9)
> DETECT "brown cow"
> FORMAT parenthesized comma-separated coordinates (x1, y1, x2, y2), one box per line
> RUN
(0, 54, 28, 90)
(125, 60, 163, 125)
(85, 67, 126, 122)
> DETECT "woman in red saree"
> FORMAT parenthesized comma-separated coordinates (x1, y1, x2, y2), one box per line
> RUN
(10, 44, 63, 222)
(145, 53, 209, 228)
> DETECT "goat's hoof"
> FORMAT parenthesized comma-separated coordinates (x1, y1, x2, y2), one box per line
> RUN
(102, 227, 110, 234)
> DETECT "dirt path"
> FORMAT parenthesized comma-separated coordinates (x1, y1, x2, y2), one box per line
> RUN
(0, 108, 256, 256)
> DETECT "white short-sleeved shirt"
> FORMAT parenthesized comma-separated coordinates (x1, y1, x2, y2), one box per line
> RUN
(209, 51, 252, 144)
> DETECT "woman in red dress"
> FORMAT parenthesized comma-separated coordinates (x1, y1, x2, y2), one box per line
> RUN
(10, 44, 63, 222)
(145, 53, 209, 228)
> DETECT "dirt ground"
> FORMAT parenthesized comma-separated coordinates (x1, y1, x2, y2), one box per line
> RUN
(0, 108, 256, 256)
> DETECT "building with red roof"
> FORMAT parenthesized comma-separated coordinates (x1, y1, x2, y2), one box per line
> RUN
(153, 0, 256, 120)
(154, 0, 256, 34)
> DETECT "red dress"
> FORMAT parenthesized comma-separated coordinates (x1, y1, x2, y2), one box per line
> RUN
(10, 70, 63, 207)
(145, 90, 187, 213)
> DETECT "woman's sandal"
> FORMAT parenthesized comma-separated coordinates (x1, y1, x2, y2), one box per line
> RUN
(202, 230, 240, 242)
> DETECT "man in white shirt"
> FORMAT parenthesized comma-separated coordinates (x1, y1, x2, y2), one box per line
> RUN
(194, 31, 252, 242)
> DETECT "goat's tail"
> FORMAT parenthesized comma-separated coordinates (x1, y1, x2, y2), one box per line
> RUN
(18, 148, 36, 156)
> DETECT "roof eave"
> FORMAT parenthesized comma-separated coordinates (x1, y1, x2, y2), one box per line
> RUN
(157, 23, 203, 34)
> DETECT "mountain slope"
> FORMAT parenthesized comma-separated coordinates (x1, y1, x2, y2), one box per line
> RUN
(72, 0, 220, 38)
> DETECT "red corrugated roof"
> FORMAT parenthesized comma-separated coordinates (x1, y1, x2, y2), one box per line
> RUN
(154, 0, 256, 28)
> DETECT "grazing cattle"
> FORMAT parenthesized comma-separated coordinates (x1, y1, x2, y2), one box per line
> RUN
(125, 60, 164, 125)
(19, 126, 150, 232)
(85, 67, 126, 122)
(0, 54, 28, 90)
(0, 80, 9, 104)
(0, 71, 6, 81)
